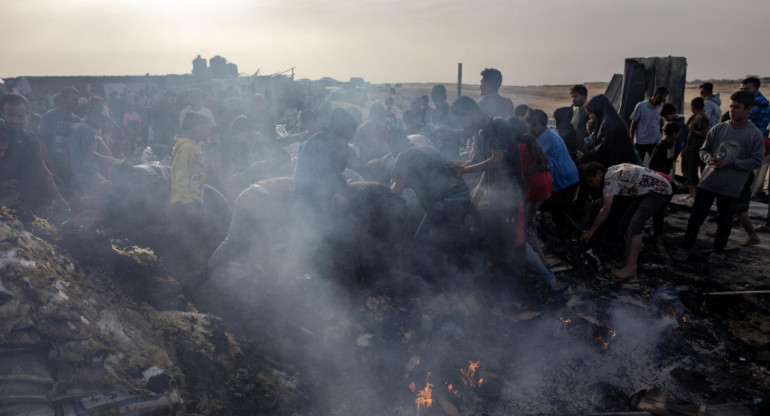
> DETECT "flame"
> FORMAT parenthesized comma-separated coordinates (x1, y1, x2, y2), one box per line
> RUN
(682, 316, 687, 323)
(460, 360, 482, 388)
(409, 381, 416, 392)
(560, 317, 572, 323)
(447, 383, 453, 391)
(415, 373, 433, 415)
(597, 329, 617, 350)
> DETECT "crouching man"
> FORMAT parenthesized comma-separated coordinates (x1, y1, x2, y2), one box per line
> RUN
(579, 162, 672, 278)
(387, 128, 471, 286)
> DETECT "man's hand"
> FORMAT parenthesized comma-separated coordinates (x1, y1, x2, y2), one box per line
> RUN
(579, 230, 593, 241)
(708, 157, 728, 169)
(576, 150, 584, 160)
(452, 164, 465, 175)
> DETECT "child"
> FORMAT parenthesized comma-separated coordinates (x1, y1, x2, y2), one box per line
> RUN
(679, 97, 710, 204)
(673, 91, 765, 264)
(649, 122, 681, 175)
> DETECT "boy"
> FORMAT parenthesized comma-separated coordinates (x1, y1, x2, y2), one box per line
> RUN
(679, 98, 710, 204)
(649, 122, 681, 175)
(673, 91, 765, 264)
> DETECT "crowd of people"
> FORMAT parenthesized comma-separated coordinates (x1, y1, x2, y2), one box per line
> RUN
(1, 70, 769, 298)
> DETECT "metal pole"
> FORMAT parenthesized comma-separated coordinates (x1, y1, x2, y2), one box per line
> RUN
(457, 63, 462, 98)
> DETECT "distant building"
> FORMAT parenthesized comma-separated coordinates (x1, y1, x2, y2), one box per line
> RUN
(192, 55, 208, 81)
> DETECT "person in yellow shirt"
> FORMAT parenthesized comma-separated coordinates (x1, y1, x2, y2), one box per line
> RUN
(171, 113, 209, 205)
(170, 112, 210, 269)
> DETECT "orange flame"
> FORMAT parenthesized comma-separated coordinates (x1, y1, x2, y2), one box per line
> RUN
(415, 373, 433, 415)
(409, 381, 416, 392)
(597, 329, 617, 350)
(560, 317, 572, 323)
(447, 383, 453, 391)
(460, 360, 482, 388)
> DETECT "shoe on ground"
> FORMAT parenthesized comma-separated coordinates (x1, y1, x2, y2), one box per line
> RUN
(708, 252, 725, 265)
(678, 196, 694, 206)
(672, 248, 691, 261)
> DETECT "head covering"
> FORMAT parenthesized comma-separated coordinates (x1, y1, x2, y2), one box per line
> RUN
(582, 95, 638, 167)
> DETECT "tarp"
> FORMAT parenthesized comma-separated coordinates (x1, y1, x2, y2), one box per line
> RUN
(618, 56, 687, 124)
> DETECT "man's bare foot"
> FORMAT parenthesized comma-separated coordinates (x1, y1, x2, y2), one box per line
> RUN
(740, 237, 761, 247)
(612, 267, 637, 279)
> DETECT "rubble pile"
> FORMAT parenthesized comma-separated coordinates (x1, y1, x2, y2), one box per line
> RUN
(0, 215, 305, 415)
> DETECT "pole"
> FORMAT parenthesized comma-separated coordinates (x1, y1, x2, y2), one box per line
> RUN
(457, 63, 462, 98)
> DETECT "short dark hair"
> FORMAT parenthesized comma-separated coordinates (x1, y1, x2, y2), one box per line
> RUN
(730, 90, 755, 109)
(0, 93, 30, 111)
(480, 68, 503, 91)
(699, 82, 714, 93)
(742, 77, 761, 89)
(690, 97, 705, 110)
(663, 122, 681, 136)
(181, 112, 210, 132)
(660, 103, 677, 117)
(581, 162, 606, 180)
(570, 84, 588, 96)
(525, 109, 548, 128)
(654, 87, 669, 96)
(513, 104, 530, 118)
(431, 84, 447, 100)
(60, 87, 80, 98)
(450, 96, 480, 117)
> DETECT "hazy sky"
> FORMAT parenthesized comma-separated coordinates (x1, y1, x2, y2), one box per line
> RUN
(2, 0, 768, 85)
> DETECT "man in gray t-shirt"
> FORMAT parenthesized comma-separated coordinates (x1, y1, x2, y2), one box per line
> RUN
(630, 87, 669, 163)
(674, 91, 764, 264)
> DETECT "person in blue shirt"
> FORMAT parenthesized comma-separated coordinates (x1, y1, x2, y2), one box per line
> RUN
(741, 77, 770, 137)
(526, 109, 580, 240)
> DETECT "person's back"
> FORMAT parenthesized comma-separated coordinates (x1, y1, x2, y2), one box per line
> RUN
(392, 145, 465, 210)
(554, 106, 578, 154)
(171, 114, 208, 205)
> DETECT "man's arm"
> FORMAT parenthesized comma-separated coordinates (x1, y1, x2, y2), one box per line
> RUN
(391, 176, 406, 195)
(699, 127, 716, 165)
(580, 195, 614, 240)
(629, 120, 638, 142)
(457, 150, 503, 174)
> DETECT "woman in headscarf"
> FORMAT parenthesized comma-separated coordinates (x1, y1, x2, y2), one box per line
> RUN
(578, 94, 639, 168)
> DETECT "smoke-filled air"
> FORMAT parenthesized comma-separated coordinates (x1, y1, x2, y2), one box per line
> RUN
(0, 1, 770, 415)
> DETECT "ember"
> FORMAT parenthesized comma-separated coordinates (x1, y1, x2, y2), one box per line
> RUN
(415, 373, 433, 415)
(596, 328, 617, 350)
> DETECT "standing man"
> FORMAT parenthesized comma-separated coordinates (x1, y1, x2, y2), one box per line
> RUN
(740, 76, 770, 137)
(629, 87, 669, 163)
(570, 84, 590, 146)
(452, 96, 526, 278)
(673, 91, 765, 264)
(525, 109, 580, 237)
(37, 87, 81, 190)
(699, 82, 722, 127)
(478, 68, 514, 119)
(0, 93, 69, 213)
